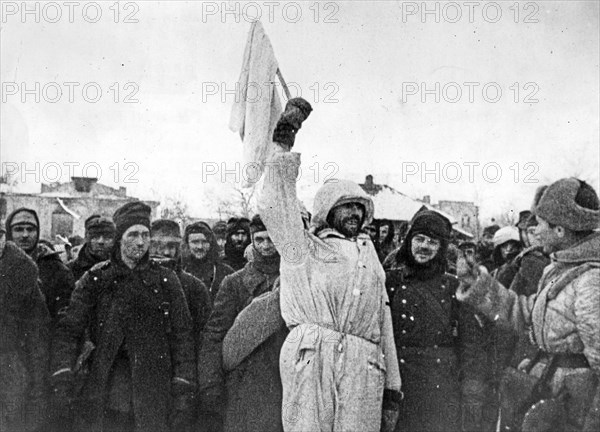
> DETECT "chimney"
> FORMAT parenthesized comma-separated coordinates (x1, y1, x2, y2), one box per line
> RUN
(72, 177, 98, 193)
(365, 174, 374, 187)
(422, 195, 431, 204)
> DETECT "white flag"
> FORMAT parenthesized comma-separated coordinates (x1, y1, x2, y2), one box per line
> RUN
(229, 21, 283, 187)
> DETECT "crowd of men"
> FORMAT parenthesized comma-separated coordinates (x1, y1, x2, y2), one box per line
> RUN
(1, 99, 599, 432)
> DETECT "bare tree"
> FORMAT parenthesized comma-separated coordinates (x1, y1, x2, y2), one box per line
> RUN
(160, 195, 192, 227)
(203, 181, 257, 219)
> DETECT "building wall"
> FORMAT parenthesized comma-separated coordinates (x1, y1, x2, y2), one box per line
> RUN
(437, 200, 480, 238)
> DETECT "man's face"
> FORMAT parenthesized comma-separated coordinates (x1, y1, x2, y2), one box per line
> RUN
(120, 224, 150, 264)
(187, 232, 211, 260)
(364, 224, 377, 241)
(11, 224, 38, 252)
(252, 230, 277, 257)
(230, 230, 249, 251)
(411, 233, 441, 264)
(461, 247, 476, 265)
(88, 232, 115, 260)
(379, 225, 389, 241)
(150, 232, 180, 260)
(500, 241, 520, 261)
(331, 203, 364, 238)
(535, 217, 562, 254)
(526, 226, 541, 248)
(482, 233, 494, 247)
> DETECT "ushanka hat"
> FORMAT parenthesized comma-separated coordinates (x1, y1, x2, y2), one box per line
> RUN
(226, 217, 250, 237)
(113, 201, 152, 239)
(85, 214, 116, 236)
(534, 178, 600, 231)
(151, 219, 181, 238)
(249, 214, 267, 234)
(409, 210, 452, 241)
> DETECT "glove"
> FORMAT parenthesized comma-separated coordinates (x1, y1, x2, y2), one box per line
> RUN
(272, 98, 312, 149)
(381, 389, 402, 432)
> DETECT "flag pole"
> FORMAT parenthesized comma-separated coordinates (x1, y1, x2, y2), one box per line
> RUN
(276, 68, 292, 100)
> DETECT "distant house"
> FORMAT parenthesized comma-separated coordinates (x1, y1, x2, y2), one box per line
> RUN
(358, 175, 478, 241)
(0, 177, 159, 242)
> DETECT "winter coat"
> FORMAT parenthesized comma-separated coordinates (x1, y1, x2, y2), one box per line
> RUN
(258, 150, 401, 432)
(0, 241, 51, 432)
(51, 256, 196, 432)
(458, 232, 600, 431)
(5, 207, 76, 328)
(34, 245, 76, 328)
(68, 243, 104, 282)
(197, 258, 280, 432)
(182, 256, 234, 305)
(176, 269, 212, 356)
(386, 262, 487, 432)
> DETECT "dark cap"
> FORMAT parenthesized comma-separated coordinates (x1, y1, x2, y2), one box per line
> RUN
(482, 224, 500, 237)
(151, 219, 181, 238)
(226, 217, 250, 237)
(249, 214, 267, 235)
(409, 210, 452, 241)
(85, 214, 116, 236)
(517, 210, 532, 230)
(212, 221, 227, 237)
(113, 201, 152, 239)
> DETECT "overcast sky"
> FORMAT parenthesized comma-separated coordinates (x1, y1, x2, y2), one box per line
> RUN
(1, 1, 598, 222)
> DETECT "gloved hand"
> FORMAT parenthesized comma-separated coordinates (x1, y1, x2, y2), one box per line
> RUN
(381, 409, 400, 432)
(272, 97, 312, 149)
(381, 389, 402, 432)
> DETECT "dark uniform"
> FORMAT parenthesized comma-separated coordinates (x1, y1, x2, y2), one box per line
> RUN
(1, 241, 51, 432)
(386, 265, 487, 432)
(51, 258, 196, 432)
(385, 210, 487, 432)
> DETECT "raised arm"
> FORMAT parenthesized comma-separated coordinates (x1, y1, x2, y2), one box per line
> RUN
(258, 98, 312, 265)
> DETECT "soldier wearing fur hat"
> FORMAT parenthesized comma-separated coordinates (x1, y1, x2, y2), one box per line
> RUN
(68, 215, 116, 282)
(385, 210, 487, 432)
(50, 201, 196, 432)
(182, 221, 234, 304)
(458, 178, 600, 432)
(222, 217, 251, 271)
(197, 214, 281, 432)
(5, 207, 76, 329)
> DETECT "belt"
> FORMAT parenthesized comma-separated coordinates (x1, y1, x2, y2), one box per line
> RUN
(540, 352, 590, 369)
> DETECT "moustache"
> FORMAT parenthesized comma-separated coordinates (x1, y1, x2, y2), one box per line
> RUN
(415, 248, 434, 255)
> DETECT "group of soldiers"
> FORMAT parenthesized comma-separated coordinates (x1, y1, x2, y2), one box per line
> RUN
(1, 98, 599, 432)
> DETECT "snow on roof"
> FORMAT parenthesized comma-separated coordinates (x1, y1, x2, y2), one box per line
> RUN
(369, 187, 424, 221)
